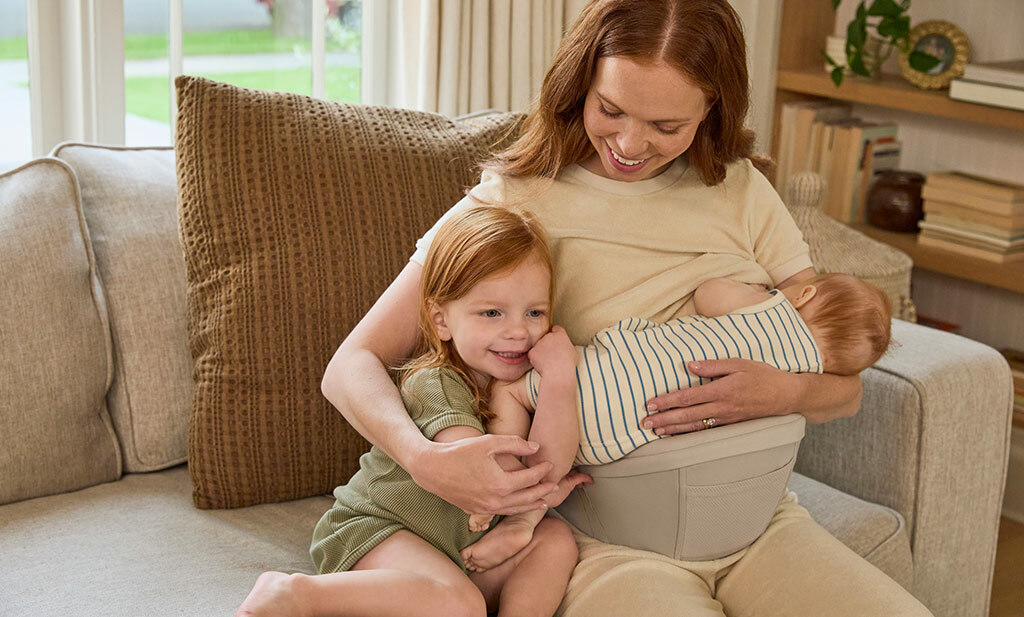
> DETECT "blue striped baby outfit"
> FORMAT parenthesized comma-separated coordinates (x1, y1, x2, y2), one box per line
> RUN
(528, 291, 822, 465)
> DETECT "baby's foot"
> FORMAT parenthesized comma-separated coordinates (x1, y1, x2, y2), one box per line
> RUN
(235, 572, 310, 617)
(461, 515, 536, 572)
(468, 513, 494, 532)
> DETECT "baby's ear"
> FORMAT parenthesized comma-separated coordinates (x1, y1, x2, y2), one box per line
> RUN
(791, 284, 818, 309)
(429, 302, 452, 341)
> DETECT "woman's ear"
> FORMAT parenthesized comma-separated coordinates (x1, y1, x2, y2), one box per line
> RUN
(790, 284, 818, 309)
(429, 302, 452, 341)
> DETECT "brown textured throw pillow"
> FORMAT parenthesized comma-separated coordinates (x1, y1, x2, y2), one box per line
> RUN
(175, 76, 519, 509)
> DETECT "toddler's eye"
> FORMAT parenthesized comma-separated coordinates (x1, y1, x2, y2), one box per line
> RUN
(482, 309, 500, 318)
(527, 310, 545, 318)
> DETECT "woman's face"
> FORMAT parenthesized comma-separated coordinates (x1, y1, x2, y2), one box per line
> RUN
(581, 56, 710, 182)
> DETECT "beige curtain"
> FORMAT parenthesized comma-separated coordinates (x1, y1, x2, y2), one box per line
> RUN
(388, 0, 588, 115)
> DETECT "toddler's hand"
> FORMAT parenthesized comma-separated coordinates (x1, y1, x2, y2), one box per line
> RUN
(527, 326, 577, 378)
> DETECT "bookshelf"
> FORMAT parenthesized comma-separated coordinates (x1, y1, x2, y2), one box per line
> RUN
(775, 69, 1024, 132)
(852, 224, 1024, 294)
(771, 0, 1024, 294)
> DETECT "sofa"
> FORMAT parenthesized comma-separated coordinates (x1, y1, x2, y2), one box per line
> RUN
(0, 77, 1014, 617)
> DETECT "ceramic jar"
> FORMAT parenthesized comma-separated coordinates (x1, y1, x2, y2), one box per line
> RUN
(866, 170, 926, 232)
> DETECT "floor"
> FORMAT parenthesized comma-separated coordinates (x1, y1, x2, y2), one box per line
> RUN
(990, 517, 1024, 617)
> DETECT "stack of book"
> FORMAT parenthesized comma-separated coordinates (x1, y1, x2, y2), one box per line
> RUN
(918, 172, 1024, 263)
(775, 101, 900, 223)
(949, 59, 1024, 112)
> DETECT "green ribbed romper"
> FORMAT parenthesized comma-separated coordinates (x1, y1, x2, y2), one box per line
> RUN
(310, 367, 497, 573)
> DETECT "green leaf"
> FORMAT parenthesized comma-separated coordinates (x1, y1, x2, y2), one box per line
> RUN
(856, 2, 867, 20)
(821, 50, 841, 67)
(866, 0, 901, 17)
(891, 15, 910, 39)
(909, 51, 942, 72)
(831, 0, 842, 9)
(847, 11, 867, 47)
(849, 52, 870, 76)
(832, 67, 845, 87)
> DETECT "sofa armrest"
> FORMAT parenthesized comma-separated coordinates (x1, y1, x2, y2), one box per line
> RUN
(794, 319, 1013, 617)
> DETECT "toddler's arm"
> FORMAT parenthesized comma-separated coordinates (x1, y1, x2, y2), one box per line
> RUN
(521, 327, 580, 483)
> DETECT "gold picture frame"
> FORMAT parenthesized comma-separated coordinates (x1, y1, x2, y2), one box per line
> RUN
(899, 20, 970, 90)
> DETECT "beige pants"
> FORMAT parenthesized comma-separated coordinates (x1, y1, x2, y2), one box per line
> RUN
(556, 492, 932, 617)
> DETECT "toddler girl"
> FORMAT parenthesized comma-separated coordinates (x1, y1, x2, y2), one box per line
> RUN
(236, 205, 587, 617)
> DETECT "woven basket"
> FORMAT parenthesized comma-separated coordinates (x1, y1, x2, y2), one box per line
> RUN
(785, 172, 916, 322)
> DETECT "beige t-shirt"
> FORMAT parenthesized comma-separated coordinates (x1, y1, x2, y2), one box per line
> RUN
(410, 157, 812, 345)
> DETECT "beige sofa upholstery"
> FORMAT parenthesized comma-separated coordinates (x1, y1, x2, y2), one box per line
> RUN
(0, 125, 1013, 616)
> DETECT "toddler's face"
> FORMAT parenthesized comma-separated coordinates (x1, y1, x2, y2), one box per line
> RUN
(433, 255, 552, 388)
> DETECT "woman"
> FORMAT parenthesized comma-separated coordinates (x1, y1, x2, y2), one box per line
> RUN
(321, 1, 932, 615)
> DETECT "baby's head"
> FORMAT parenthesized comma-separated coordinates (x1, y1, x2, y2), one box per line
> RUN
(781, 273, 892, 376)
(404, 205, 554, 414)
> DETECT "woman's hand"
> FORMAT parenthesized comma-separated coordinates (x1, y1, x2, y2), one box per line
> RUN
(643, 359, 862, 435)
(642, 358, 802, 435)
(409, 434, 558, 516)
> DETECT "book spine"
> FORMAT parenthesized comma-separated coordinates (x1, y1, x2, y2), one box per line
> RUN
(949, 79, 1024, 112)
(921, 185, 1024, 217)
(962, 65, 1024, 90)
(925, 173, 1024, 202)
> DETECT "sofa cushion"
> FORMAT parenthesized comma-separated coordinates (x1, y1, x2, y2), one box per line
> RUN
(0, 466, 332, 616)
(174, 76, 520, 508)
(789, 472, 913, 591)
(0, 468, 910, 616)
(0, 158, 122, 504)
(51, 144, 189, 473)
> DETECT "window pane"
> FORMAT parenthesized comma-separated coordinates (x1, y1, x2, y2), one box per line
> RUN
(125, 0, 362, 148)
(124, 1, 173, 146)
(183, 0, 313, 97)
(325, 0, 361, 103)
(0, 0, 32, 163)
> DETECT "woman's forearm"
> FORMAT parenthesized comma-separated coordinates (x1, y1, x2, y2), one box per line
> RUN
(790, 371, 862, 423)
(321, 347, 429, 470)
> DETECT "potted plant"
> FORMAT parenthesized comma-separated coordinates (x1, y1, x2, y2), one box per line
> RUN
(824, 0, 940, 86)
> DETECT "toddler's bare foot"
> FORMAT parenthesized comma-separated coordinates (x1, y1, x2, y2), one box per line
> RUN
(236, 571, 310, 617)
(468, 513, 494, 532)
(461, 515, 536, 572)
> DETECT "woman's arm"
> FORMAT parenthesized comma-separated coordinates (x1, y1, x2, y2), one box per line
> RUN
(642, 267, 862, 434)
(321, 261, 555, 514)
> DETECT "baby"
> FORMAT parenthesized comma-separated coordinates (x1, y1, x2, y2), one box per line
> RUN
(459, 272, 892, 569)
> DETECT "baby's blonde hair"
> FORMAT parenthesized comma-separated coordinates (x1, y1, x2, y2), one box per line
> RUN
(400, 205, 554, 419)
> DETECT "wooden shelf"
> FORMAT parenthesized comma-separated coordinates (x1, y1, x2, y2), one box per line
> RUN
(851, 224, 1024, 294)
(776, 68, 1024, 132)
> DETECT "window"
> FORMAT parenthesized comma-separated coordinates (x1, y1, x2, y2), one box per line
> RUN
(124, 0, 362, 147)
(0, 1, 31, 163)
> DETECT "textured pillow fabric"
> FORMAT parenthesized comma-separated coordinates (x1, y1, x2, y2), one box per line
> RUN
(175, 76, 520, 509)
(0, 158, 122, 504)
(51, 144, 190, 473)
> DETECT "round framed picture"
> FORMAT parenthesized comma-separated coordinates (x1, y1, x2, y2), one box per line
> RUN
(899, 20, 970, 90)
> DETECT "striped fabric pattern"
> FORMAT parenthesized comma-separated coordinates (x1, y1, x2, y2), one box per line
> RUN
(530, 292, 822, 464)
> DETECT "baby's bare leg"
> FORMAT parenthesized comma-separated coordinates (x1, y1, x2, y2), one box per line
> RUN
(236, 531, 484, 617)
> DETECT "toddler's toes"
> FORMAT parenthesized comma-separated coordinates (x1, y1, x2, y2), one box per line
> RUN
(468, 514, 493, 532)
